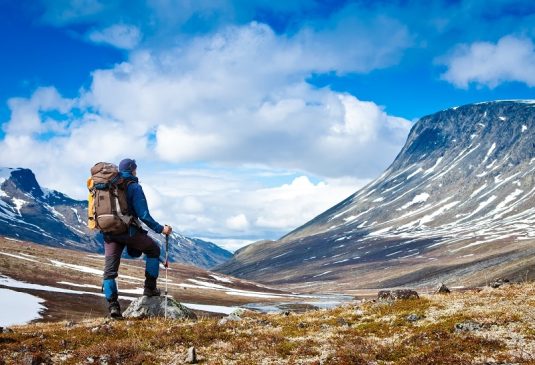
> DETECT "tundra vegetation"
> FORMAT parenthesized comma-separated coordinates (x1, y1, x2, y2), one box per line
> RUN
(1, 282, 534, 364)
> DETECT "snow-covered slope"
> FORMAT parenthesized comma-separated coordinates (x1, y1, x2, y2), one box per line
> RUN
(0, 168, 232, 268)
(217, 101, 535, 289)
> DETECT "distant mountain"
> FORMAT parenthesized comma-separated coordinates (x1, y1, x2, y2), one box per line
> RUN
(217, 101, 535, 289)
(0, 168, 232, 268)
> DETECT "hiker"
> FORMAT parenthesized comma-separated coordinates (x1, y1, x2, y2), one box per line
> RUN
(101, 158, 172, 318)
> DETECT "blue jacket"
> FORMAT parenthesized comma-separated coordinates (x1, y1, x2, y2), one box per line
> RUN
(121, 172, 164, 235)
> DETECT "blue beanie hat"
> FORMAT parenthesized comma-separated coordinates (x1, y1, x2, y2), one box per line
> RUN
(119, 158, 137, 172)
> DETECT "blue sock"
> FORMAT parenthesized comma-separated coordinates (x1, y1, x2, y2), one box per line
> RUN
(145, 257, 160, 278)
(103, 279, 118, 301)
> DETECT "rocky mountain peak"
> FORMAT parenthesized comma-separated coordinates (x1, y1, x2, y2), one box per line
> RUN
(392, 100, 534, 171)
(3, 168, 44, 199)
(216, 100, 535, 289)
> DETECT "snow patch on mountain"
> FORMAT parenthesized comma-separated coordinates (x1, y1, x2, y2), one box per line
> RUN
(11, 198, 27, 215)
(407, 167, 423, 179)
(481, 143, 496, 165)
(399, 193, 430, 210)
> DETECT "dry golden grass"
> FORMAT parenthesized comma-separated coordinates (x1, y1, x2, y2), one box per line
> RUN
(1, 282, 535, 364)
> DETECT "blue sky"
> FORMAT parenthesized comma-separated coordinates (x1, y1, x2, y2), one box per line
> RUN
(1, 0, 534, 250)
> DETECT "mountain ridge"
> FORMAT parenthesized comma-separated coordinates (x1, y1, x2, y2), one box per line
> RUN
(216, 100, 535, 289)
(0, 167, 232, 269)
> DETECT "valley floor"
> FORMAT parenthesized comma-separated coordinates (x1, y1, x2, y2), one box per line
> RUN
(1, 281, 534, 364)
(0, 237, 313, 324)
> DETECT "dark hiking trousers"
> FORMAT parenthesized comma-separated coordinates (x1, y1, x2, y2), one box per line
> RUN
(103, 230, 161, 281)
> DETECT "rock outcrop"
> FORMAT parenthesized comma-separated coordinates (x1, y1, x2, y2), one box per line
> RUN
(435, 283, 451, 294)
(123, 296, 197, 320)
(377, 289, 419, 302)
(489, 278, 510, 288)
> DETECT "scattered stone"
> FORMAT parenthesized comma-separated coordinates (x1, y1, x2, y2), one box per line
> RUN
(100, 354, 110, 365)
(377, 289, 419, 302)
(336, 318, 350, 327)
(490, 278, 510, 289)
(218, 313, 242, 325)
(230, 308, 248, 317)
(83, 355, 110, 365)
(22, 352, 49, 365)
(64, 321, 75, 328)
(123, 296, 197, 320)
(218, 308, 253, 325)
(406, 314, 422, 322)
(54, 353, 71, 363)
(319, 350, 330, 365)
(90, 324, 112, 334)
(297, 322, 307, 329)
(185, 347, 197, 364)
(435, 283, 451, 294)
(454, 321, 482, 332)
(1, 327, 13, 334)
(256, 319, 271, 326)
(22, 354, 37, 365)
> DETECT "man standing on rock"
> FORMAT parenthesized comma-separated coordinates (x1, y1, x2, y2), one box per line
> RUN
(102, 158, 172, 319)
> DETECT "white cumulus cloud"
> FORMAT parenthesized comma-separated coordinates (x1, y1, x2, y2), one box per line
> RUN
(226, 214, 250, 231)
(83, 22, 411, 178)
(0, 20, 412, 250)
(3, 87, 74, 136)
(0, 87, 149, 199)
(88, 24, 142, 49)
(139, 170, 366, 249)
(439, 35, 535, 88)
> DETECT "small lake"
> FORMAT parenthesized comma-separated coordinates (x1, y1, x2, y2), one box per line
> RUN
(0, 288, 45, 327)
(242, 294, 355, 313)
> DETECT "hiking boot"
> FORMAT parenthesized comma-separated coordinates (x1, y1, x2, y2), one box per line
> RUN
(108, 300, 122, 319)
(144, 274, 161, 297)
(143, 287, 161, 297)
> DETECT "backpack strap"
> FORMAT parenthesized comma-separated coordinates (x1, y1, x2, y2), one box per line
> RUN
(118, 179, 142, 229)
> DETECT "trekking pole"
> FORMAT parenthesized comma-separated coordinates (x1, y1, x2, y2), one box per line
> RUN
(164, 234, 169, 319)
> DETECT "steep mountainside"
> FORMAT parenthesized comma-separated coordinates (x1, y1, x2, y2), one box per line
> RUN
(0, 168, 231, 268)
(217, 101, 535, 289)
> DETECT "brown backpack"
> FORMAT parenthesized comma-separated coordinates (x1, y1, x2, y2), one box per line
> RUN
(87, 162, 139, 234)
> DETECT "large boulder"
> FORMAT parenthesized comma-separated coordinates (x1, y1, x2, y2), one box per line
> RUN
(218, 308, 251, 325)
(489, 278, 510, 289)
(377, 289, 419, 302)
(435, 283, 451, 294)
(123, 296, 197, 320)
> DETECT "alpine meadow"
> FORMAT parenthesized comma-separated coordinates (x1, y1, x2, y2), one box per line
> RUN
(1, 1, 535, 364)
